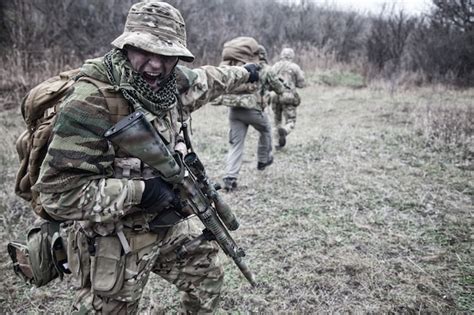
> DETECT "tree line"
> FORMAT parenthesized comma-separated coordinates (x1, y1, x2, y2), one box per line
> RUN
(1, 0, 473, 87)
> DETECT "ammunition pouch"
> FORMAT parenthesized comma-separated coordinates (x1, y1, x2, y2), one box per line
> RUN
(7, 221, 69, 287)
(91, 236, 125, 296)
(89, 232, 160, 300)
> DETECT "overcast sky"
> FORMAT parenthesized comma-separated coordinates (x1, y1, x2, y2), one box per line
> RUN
(316, 0, 434, 15)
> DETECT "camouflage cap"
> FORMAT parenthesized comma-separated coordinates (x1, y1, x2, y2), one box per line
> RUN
(280, 48, 295, 60)
(112, 1, 194, 62)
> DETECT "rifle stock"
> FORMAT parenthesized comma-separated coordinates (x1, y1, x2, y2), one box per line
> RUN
(104, 111, 256, 287)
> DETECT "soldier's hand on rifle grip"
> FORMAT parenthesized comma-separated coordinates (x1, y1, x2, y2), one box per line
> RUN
(244, 63, 261, 83)
(140, 177, 176, 213)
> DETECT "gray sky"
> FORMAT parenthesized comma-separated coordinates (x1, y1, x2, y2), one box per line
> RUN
(317, 0, 434, 15)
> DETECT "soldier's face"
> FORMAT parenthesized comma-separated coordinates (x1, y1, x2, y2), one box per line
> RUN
(126, 46, 178, 92)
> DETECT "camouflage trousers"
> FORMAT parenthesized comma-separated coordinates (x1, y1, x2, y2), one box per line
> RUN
(67, 217, 223, 314)
(272, 103, 297, 135)
(225, 107, 273, 179)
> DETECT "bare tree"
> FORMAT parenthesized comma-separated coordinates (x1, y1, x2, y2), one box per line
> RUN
(2, 0, 473, 86)
(432, 0, 474, 32)
(366, 6, 416, 73)
(405, 0, 474, 85)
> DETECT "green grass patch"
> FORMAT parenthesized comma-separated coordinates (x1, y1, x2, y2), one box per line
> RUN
(318, 70, 366, 88)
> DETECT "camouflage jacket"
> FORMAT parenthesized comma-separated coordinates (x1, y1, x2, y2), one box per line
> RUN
(271, 60, 305, 91)
(217, 63, 285, 111)
(34, 59, 249, 228)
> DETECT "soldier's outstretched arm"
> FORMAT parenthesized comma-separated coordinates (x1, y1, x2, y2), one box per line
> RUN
(177, 65, 251, 112)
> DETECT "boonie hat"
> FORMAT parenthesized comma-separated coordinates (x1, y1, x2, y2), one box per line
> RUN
(112, 1, 194, 62)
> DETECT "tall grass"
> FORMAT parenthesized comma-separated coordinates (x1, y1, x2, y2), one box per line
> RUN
(417, 103, 473, 159)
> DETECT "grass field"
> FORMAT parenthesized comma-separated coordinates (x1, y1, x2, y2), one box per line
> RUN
(0, 75, 472, 313)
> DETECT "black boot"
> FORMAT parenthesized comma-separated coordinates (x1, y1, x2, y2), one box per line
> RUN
(257, 156, 274, 170)
(223, 177, 238, 192)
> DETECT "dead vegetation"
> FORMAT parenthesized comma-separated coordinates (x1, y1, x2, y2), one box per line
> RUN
(0, 77, 472, 313)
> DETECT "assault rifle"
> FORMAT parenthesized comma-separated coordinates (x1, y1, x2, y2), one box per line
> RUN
(104, 111, 256, 287)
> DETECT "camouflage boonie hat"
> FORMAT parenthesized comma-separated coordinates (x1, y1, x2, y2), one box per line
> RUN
(112, 1, 194, 62)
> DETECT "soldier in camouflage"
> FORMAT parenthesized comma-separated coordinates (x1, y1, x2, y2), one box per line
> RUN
(271, 47, 305, 149)
(33, 2, 259, 314)
(218, 38, 286, 192)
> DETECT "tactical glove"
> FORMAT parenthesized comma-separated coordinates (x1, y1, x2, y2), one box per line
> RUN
(244, 64, 260, 83)
(140, 177, 176, 213)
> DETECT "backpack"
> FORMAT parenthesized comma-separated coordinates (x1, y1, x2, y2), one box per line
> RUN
(14, 69, 129, 221)
(15, 69, 81, 221)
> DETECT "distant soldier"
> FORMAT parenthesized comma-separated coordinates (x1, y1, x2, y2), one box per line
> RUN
(257, 44, 277, 109)
(271, 47, 305, 149)
(218, 38, 285, 192)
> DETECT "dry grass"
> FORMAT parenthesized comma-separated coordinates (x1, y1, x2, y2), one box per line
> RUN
(0, 75, 472, 313)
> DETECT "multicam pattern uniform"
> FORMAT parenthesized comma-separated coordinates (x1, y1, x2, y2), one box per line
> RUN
(270, 51, 305, 136)
(34, 56, 250, 314)
(218, 63, 285, 179)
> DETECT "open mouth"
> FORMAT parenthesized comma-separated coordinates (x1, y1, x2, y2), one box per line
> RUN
(142, 72, 165, 87)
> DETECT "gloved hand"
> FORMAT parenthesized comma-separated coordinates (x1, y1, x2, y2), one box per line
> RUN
(244, 63, 260, 83)
(140, 177, 176, 213)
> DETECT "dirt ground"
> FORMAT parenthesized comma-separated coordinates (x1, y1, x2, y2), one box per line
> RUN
(0, 79, 472, 313)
